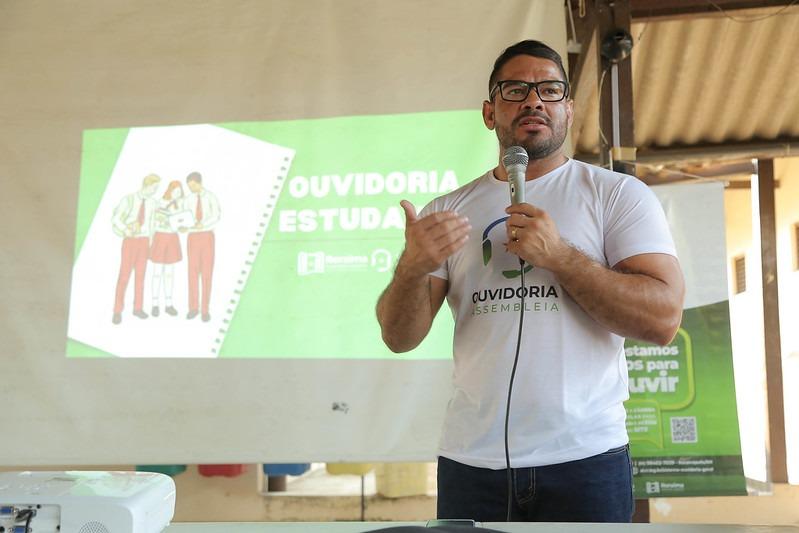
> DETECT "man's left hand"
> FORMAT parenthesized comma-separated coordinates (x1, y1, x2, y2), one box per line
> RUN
(505, 203, 569, 270)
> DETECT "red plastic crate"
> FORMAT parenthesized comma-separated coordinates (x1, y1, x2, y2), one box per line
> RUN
(198, 464, 247, 477)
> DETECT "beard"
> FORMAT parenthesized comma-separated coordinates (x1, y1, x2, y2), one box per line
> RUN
(496, 111, 567, 160)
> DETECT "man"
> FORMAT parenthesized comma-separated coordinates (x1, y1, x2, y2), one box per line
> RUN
(182, 172, 220, 322)
(376, 40, 684, 522)
(111, 173, 160, 324)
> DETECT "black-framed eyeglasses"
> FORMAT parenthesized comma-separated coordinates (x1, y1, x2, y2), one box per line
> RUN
(490, 80, 569, 102)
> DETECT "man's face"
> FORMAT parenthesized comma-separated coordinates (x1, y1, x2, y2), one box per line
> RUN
(188, 180, 201, 193)
(142, 183, 158, 197)
(482, 55, 573, 160)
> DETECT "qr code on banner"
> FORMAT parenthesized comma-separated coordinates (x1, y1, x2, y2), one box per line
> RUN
(670, 416, 698, 443)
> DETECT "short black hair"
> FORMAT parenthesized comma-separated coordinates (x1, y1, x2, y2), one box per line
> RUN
(488, 40, 569, 98)
(186, 172, 202, 184)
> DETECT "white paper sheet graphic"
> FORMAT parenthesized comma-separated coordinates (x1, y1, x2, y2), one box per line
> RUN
(68, 124, 295, 357)
(167, 209, 194, 232)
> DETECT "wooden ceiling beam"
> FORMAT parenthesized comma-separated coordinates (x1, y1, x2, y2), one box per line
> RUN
(682, 160, 756, 177)
(595, 0, 636, 174)
(630, 0, 799, 20)
(566, 1, 598, 150)
(633, 176, 780, 188)
(575, 136, 799, 165)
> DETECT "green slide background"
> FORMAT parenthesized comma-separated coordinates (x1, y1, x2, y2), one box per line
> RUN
(67, 111, 499, 359)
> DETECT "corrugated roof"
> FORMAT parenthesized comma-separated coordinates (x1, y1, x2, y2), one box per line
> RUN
(573, 10, 799, 157)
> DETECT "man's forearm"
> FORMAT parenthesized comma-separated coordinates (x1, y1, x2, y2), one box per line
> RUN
(377, 201, 468, 352)
(551, 246, 683, 345)
(376, 261, 436, 353)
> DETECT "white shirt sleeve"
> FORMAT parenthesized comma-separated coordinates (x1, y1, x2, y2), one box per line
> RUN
(603, 176, 677, 267)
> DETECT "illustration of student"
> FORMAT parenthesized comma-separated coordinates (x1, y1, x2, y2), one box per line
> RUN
(149, 180, 187, 317)
(180, 172, 220, 322)
(111, 173, 160, 325)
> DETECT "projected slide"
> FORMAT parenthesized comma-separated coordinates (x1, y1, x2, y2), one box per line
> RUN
(67, 111, 498, 358)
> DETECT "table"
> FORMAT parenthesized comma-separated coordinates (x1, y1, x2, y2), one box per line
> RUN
(164, 522, 799, 532)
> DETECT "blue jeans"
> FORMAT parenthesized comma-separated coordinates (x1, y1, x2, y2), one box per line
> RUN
(437, 445, 634, 523)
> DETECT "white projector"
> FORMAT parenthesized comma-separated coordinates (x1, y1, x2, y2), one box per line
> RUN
(0, 470, 176, 533)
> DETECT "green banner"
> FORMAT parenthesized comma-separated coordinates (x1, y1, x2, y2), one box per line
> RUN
(625, 300, 746, 497)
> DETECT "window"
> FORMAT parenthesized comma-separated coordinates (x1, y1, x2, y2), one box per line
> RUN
(734, 255, 746, 294)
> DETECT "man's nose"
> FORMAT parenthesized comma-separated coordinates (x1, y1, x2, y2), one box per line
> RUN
(522, 89, 545, 110)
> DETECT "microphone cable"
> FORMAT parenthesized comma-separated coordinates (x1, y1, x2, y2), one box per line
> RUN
(504, 258, 526, 521)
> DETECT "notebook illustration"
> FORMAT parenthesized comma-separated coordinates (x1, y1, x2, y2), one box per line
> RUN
(67, 124, 295, 357)
(167, 209, 194, 232)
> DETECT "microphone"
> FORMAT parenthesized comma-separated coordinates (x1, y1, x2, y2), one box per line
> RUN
(502, 146, 528, 205)
(500, 146, 529, 522)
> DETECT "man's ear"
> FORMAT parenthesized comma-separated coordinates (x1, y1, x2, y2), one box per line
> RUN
(482, 100, 495, 130)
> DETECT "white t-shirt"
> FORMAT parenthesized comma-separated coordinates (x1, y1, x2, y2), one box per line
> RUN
(421, 158, 677, 469)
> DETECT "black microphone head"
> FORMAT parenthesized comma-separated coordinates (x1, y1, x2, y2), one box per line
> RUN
(502, 146, 529, 169)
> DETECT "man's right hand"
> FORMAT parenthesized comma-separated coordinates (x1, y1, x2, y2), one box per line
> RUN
(397, 200, 471, 278)
(377, 200, 464, 353)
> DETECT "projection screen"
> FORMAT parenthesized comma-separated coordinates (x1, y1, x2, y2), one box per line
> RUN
(0, 0, 568, 464)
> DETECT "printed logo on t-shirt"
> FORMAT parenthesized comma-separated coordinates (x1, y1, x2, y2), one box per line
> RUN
(473, 217, 560, 317)
(470, 285, 560, 316)
(481, 216, 533, 279)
